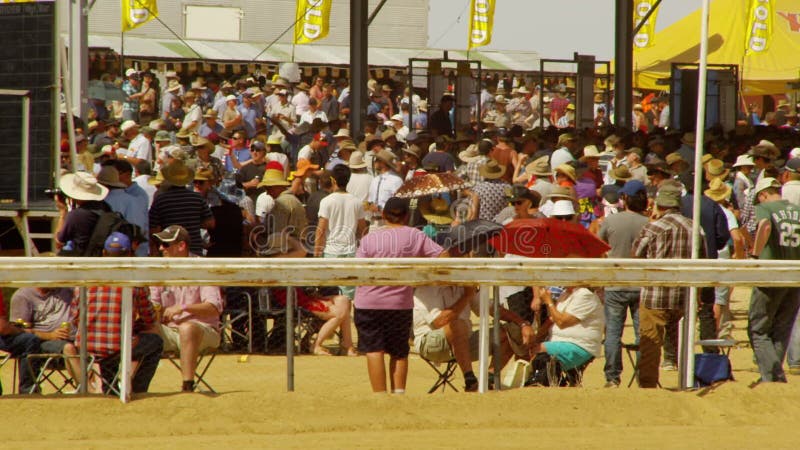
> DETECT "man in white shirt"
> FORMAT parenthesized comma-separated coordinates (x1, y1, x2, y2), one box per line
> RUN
(123, 121, 153, 166)
(550, 133, 577, 170)
(298, 97, 328, 125)
(297, 132, 329, 164)
(291, 82, 311, 117)
(782, 158, 800, 206)
(346, 150, 373, 202)
(367, 149, 403, 211)
(315, 165, 368, 299)
(181, 91, 203, 133)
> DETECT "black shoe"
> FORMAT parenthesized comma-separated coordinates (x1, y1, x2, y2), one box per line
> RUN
(464, 374, 478, 392)
(181, 380, 195, 392)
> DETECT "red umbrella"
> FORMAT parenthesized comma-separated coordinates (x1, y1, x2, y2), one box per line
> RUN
(489, 218, 610, 258)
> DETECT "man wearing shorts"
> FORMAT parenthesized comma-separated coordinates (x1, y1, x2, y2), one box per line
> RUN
(151, 225, 224, 392)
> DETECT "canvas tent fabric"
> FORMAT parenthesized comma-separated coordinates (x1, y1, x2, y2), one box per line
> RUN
(84, 34, 556, 74)
(633, 0, 800, 95)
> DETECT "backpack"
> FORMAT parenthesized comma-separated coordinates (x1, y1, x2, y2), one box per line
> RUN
(60, 210, 143, 257)
(694, 353, 734, 387)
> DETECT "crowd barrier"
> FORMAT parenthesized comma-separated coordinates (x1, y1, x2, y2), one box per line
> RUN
(1, 257, 798, 402)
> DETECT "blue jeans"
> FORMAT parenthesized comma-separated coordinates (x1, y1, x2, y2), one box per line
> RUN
(787, 290, 800, 367)
(0, 332, 41, 394)
(748, 287, 800, 382)
(603, 290, 640, 383)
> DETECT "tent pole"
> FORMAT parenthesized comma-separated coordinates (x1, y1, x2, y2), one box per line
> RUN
(682, 0, 711, 391)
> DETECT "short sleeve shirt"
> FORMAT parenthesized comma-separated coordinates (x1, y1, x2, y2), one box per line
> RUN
(355, 226, 444, 310)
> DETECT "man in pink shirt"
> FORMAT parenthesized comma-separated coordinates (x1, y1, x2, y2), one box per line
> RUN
(150, 225, 224, 392)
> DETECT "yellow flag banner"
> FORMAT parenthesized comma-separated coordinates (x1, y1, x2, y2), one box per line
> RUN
(467, 0, 495, 50)
(633, 0, 659, 50)
(294, 0, 331, 45)
(745, 0, 774, 55)
(121, 0, 158, 32)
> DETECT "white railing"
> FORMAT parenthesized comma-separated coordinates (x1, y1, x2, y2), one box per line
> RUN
(2, 257, 796, 402)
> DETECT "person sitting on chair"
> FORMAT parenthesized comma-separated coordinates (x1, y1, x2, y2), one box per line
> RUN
(70, 232, 163, 394)
(0, 291, 41, 395)
(413, 222, 534, 391)
(258, 231, 356, 356)
(10, 287, 77, 386)
(150, 225, 224, 392)
(528, 286, 604, 385)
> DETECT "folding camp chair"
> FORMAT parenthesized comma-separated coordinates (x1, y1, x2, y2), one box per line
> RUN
(0, 350, 18, 395)
(421, 356, 459, 393)
(220, 289, 254, 353)
(165, 349, 218, 393)
(260, 287, 327, 355)
(26, 353, 93, 394)
(545, 355, 594, 388)
(623, 343, 661, 388)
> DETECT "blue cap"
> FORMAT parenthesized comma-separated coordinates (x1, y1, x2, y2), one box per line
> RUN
(104, 232, 131, 253)
(619, 179, 646, 196)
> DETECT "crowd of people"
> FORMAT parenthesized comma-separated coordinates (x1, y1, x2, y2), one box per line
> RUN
(3, 66, 800, 395)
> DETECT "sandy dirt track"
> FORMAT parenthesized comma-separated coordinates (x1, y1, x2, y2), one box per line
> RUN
(2, 288, 799, 449)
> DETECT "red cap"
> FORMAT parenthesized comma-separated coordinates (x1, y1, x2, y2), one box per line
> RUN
(313, 132, 329, 146)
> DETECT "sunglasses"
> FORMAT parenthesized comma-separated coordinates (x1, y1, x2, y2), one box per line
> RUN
(510, 200, 525, 206)
(193, 179, 207, 185)
(233, 136, 244, 140)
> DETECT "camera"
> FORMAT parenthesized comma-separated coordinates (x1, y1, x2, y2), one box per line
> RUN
(44, 188, 63, 197)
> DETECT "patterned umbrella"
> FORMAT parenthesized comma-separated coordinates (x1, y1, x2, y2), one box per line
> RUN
(489, 218, 610, 258)
(393, 172, 473, 199)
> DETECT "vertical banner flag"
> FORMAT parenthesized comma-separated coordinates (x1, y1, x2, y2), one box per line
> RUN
(745, 0, 774, 55)
(121, 0, 158, 32)
(467, 0, 495, 50)
(633, 0, 659, 50)
(294, 0, 331, 45)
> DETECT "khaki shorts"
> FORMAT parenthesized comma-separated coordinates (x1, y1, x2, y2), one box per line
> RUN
(418, 327, 481, 363)
(159, 321, 220, 354)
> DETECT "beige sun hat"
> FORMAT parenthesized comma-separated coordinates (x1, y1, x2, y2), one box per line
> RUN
(59, 171, 109, 201)
(525, 156, 551, 177)
(458, 144, 481, 163)
(479, 159, 506, 180)
(608, 165, 633, 181)
(95, 165, 127, 189)
(554, 163, 577, 182)
(258, 169, 291, 188)
(349, 151, 368, 169)
(705, 158, 730, 180)
(579, 145, 601, 161)
(704, 177, 732, 202)
(160, 160, 194, 186)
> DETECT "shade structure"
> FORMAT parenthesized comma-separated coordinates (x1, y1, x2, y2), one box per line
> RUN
(489, 218, 610, 258)
(633, 0, 800, 95)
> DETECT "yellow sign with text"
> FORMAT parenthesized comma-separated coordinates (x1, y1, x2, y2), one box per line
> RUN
(745, 0, 774, 55)
(294, 0, 331, 45)
(467, 0, 495, 50)
(121, 0, 158, 32)
(633, 0, 659, 50)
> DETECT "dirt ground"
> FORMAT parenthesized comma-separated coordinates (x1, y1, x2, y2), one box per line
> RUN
(2, 287, 799, 449)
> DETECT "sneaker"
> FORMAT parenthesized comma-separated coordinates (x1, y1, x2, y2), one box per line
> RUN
(661, 361, 678, 371)
(604, 380, 620, 388)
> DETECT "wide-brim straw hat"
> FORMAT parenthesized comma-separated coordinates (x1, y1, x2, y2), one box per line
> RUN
(258, 169, 291, 188)
(458, 144, 481, 163)
(96, 166, 127, 189)
(704, 178, 732, 202)
(579, 145, 601, 161)
(555, 163, 577, 182)
(161, 160, 194, 186)
(349, 150, 368, 169)
(609, 165, 633, 181)
(705, 158, 730, 179)
(525, 156, 551, 177)
(59, 171, 109, 201)
(479, 159, 506, 180)
(420, 198, 453, 225)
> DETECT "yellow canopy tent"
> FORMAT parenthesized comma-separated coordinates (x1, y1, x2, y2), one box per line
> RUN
(634, 0, 800, 95)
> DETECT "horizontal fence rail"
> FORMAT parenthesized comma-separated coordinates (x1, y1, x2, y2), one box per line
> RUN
(0, 257, 798, 288)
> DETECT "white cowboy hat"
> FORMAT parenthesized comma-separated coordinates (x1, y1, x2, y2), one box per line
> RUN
(59, 171, 109, 201)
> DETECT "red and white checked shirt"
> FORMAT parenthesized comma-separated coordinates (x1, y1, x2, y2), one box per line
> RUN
(74, 287, 156, 358)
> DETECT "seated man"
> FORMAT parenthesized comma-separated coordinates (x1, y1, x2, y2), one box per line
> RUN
(10, 287, 76, 387)
(150, 225, 224, 392)
(0, 291, 41, 395)
(69, 232, 163, 394)
(528, 286, 605, 384)
(413, 226, 534, 391)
